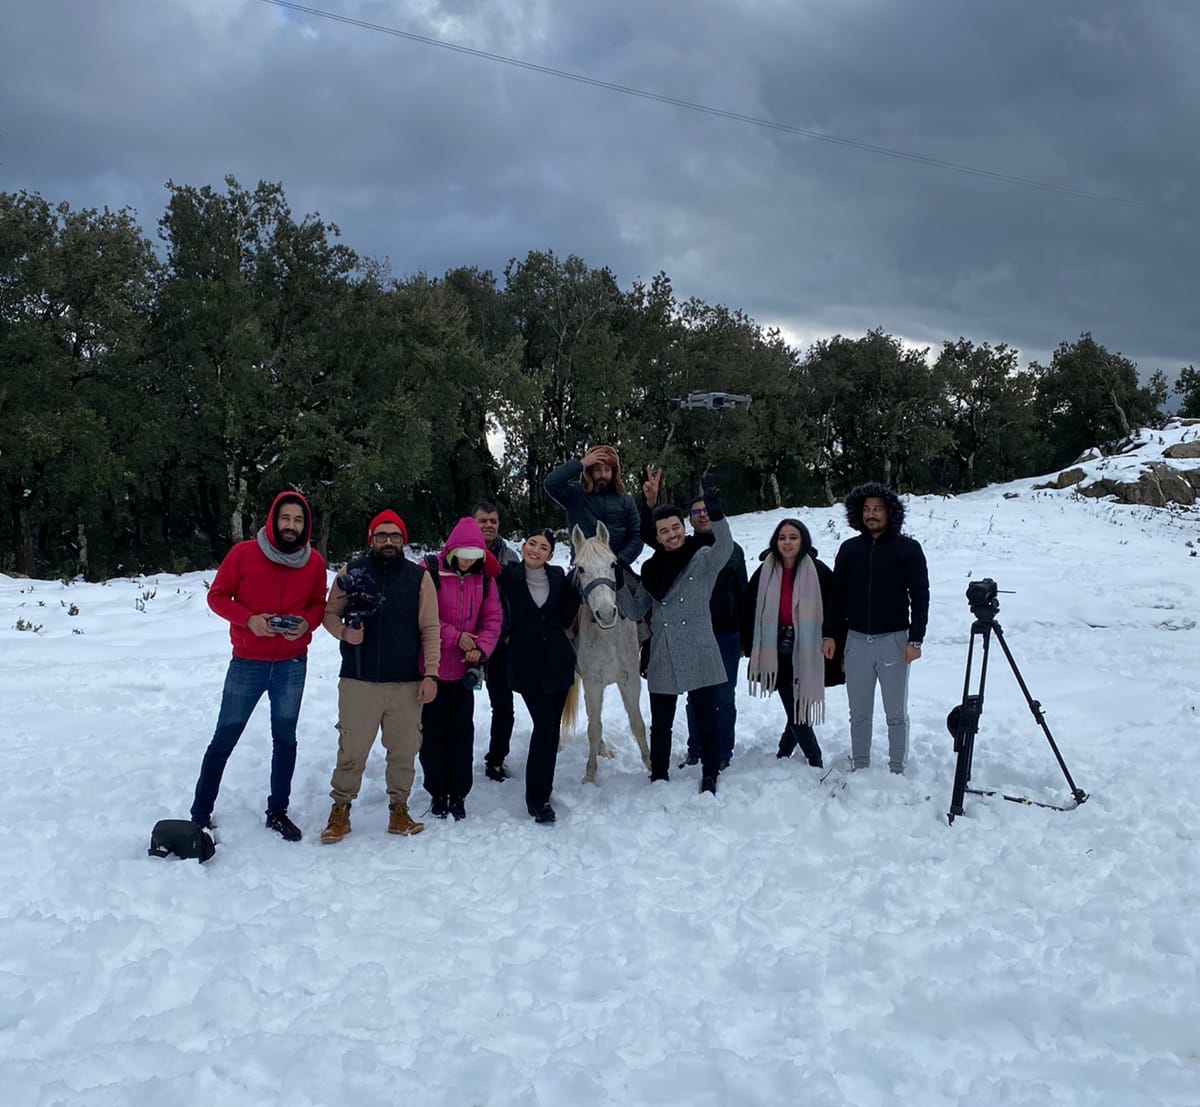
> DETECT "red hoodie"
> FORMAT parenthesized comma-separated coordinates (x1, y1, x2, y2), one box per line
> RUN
(207, 491, 329, 661)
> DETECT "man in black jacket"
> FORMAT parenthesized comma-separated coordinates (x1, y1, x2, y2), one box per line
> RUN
(472, 501, 522, 783)
(319, 510, 441, 841)
(822, 483, 929, 774)
(641, 470, 747, 768)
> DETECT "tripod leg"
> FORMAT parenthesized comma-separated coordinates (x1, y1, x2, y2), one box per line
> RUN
(991, 625, 1088, 805)
(948, 626, 990, 823)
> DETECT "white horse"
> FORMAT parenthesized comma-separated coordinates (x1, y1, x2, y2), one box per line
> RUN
(563, 521, 650, 783)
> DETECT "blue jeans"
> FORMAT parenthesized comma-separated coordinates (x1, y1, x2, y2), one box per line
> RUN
(191, 656, 307, 825)
(686, 632, 740, 762)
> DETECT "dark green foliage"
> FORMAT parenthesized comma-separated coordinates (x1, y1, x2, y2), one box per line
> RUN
(1173, 366, 1200, 418)
(0, 183, 1170, 578)
(1033, 333, 1167, 467)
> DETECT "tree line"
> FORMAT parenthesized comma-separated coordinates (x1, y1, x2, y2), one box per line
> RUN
(0, 177, 1184, 579)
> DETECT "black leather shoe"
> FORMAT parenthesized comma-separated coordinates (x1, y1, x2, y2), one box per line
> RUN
(448, 796, 466, 820)
(530, 803, 556, 824)
(264, 810, 302, 841)
(699, 774, 718, 795)
(484, 762, 509, 782)
(430, 795, 449, 818)
(677, 753, 700, 768)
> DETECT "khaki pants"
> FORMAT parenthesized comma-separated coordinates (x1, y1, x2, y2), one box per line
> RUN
(330, 678, 423, 804)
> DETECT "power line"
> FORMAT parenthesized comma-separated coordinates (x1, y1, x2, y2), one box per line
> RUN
(256, 0, 1185, 218)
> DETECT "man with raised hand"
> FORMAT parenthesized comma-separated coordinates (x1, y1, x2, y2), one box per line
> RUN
(642, 468, 747, 770)
(544, 444, 643, 567)
(822, 483, 929, 775)
(192, 491, 328, 841)
(319, 510, 441, 844)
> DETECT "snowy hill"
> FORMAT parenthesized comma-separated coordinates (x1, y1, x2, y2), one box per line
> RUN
(2, 463, 1199, 1106)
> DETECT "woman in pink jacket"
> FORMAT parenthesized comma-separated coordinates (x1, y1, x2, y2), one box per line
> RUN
(418, 516, 503, 820)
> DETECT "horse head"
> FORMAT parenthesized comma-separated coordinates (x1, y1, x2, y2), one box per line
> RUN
(571, 520, 620, 630)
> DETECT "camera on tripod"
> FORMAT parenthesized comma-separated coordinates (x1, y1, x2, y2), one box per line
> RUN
(947, 576, 1087, 823)
(965, 578, 1000, 622)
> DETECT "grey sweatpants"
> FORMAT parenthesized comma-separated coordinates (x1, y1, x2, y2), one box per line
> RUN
(844, 630, 910, 771)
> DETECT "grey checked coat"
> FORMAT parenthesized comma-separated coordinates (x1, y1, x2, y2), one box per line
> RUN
(617, 517, 733, 695)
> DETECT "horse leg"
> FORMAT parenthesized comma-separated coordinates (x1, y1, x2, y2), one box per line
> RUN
(582, 679, 605, 784)
(617, 670, 651, 771)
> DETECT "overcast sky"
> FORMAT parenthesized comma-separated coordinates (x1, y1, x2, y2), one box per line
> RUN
(3, 0, 1197, 377)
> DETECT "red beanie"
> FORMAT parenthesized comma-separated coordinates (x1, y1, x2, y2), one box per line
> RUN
(367, 509, 408, 544)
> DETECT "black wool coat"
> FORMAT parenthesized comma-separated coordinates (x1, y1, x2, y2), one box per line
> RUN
(497, 562, 581, 695)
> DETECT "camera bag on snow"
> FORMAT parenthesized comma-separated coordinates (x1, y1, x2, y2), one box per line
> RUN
(148, 819, 216, 864)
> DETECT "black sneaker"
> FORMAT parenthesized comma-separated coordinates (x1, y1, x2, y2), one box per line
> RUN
(530, 803, 556, 825)
(430, 795, 449, 818)
(448, 796, 466, 821)
(264, 810, 302, 842)
(678, 753, 700, 768)
(649, 771, 669, 783)
(699, 773, 718, 795)
(719, 757, 731, 772)
(484, 762, 509, 782)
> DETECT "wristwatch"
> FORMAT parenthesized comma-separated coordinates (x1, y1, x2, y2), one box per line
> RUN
(909, 641, 923, 649)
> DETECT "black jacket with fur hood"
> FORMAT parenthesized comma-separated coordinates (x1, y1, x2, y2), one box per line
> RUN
(823, 483, 930, 642)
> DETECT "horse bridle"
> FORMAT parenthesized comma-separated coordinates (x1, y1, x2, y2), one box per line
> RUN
(573, 564, 620, 629)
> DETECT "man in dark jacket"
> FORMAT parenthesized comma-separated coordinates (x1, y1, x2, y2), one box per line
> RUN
(471, 501, 522, 783)
(192, 491, 328, 841)
(822, 483, 929, 774)
(318, 510, 441, 843)
(544, 445, 643, 566)
(641, 468, 746, 768)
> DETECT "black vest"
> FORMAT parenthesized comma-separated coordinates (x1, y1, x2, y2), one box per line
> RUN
(338, 554, 426, 683)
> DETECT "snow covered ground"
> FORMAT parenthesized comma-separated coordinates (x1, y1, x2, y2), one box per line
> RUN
(2, 466, 1199, 1107)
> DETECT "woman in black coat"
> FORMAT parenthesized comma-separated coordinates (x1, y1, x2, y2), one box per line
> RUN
(741, 518, 845, 766)
(497, 529, 581, 824)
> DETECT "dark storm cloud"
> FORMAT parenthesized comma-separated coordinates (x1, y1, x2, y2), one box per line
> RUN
(2, 0, 1196, 373)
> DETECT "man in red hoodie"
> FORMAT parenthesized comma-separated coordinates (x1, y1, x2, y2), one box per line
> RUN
(190, 491, 328, 840)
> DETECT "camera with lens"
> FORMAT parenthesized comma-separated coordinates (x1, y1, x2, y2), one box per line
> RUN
(966, 578, 1000, 623)
(462, 665, 485, 692)
(336, 566, 383, 630)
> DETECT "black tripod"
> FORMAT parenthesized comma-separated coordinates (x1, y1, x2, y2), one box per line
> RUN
(948, 585, 1088, 825)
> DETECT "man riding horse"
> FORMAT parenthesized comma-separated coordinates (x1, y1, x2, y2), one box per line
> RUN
(544, 445, 643, 568)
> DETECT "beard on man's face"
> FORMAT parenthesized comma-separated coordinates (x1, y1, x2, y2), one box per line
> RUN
(592, 479, 611, 495)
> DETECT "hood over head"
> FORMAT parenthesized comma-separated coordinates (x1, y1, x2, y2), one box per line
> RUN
(581, 444, 626, 496)
(844, 482, 905, 535)
(267, 491, 312, 552)
(440, 517, 501, 576)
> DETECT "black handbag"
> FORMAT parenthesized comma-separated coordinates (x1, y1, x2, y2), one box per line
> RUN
(148, 819, 216, 864)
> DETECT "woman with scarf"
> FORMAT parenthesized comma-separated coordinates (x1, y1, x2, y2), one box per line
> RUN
(741, 518, 844, 768)
(497, 529, 580, 824)
(616, 475, 732, 794)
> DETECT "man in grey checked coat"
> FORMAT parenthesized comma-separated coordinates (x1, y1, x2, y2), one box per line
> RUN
(617, 475, 732, 794)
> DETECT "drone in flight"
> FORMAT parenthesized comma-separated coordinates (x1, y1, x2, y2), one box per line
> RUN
(672, 391, 753, 411)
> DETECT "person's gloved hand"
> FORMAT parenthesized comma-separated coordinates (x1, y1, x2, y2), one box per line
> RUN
(699, 473, 724, 521)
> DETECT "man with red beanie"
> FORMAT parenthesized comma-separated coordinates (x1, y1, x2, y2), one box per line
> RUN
(191, 491, 328, 840)
(318, 509, 441, 843)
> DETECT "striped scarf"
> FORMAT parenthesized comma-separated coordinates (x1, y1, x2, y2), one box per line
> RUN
(746, 556, 825, 725)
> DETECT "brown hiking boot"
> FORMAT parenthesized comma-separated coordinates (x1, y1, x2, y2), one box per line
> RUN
(388, 802, 424, 836)
(320, 802, 352, 844)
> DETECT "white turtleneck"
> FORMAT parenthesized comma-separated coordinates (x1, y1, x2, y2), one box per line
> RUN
(524, 564, 550, 608)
